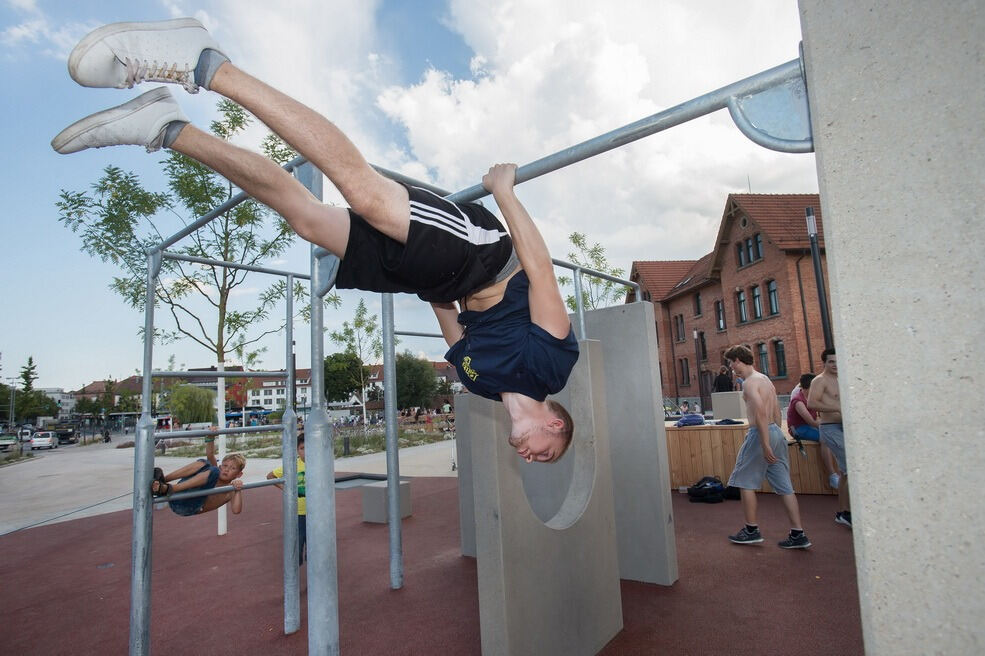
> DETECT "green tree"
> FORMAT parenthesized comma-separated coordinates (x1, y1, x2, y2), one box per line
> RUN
(56, 100, 336, 379)
(330, 299, 385, 424)
(117, 391, 139, 413)
(100, 379, 117, 414)
(323, 351, 365, 404)
(556, 232, 631, 311)
(74, 397, 100, 416)
(169, 384, 216, 424)
(19, 356, 38, 392)
(16, 390, 59, 423)
(395, 351, 437, 410)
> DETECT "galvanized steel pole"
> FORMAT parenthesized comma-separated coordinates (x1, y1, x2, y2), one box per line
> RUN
(281, 274, 301, 634)
(447, 59, 803, 204)
(129, 250, 161, 656)
(298, 164, 341, 655)
(806, 207, 834, 350)
(381, 293, 404, 589)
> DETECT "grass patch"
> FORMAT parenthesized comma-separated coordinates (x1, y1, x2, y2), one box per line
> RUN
(154, 426, 453, 460)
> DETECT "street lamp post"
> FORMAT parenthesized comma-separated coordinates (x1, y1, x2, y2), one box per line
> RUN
(6, 378, 19, 455)
(806, 207, 834, 350)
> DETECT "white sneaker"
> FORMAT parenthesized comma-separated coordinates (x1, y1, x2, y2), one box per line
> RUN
(829, 472, 841, 489)
(51, 87, 188, 154)
(68, 18, 224, 93)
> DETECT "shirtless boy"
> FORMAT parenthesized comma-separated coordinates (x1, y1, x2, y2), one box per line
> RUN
(724, 345, 810, 549)
(808, 347, 852, 528)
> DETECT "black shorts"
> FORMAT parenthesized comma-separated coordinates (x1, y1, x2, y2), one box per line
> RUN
(335, 183, 514, 303)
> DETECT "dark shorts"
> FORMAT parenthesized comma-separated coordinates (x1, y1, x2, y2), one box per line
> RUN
(334, 183, 514, 303)
(168, 460, 221, 517)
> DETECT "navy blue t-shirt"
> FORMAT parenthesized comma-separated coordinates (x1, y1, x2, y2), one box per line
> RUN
(445, 271, 580, 401)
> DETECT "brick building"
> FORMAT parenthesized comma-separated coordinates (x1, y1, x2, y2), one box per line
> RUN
(628, 193, 831, 409)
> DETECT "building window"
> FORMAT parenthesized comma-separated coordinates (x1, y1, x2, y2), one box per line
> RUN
(698, 331, 707, 361)
(774, 340, 787, 377)
(674, 314, 685, 342)
(767, 280, 780, 315)
(745, 238, 755, 264)
(694, 292, 702, 316)
(643, 290, 651, 301)
(263, 389, 272, 396)
(758, 343, 770, 376)
(736, 243, 746, 267)
(736, 291, 748, 323)
(680, 358, 691, 386)
(263, 398, 272, 405)
(754, 233, 763, 260)
(752, 285, 763, 319)
(715, 300, 726, 330)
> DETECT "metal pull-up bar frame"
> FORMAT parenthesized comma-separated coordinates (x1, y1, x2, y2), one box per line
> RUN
(128, 49, 813, 656)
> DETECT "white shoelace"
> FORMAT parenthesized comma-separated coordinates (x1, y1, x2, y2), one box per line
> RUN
(123, 57, 199, 93)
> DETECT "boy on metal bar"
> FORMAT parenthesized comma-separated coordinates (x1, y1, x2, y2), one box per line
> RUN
(152, 428, 246, 516)
(53, 18, 578, 464)
(266, 432, 306, 565)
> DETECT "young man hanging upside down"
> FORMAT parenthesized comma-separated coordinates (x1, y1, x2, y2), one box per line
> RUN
(54, 18, 579, 463)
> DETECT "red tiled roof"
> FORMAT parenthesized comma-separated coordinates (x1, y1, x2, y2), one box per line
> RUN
(629, 260, 698, 301)
(727, 194, 823, 250)
(661, 252, 716, 301)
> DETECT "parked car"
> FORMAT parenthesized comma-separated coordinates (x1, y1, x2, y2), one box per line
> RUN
(31, 431, 58, 450)
(18, 428, 34, 442)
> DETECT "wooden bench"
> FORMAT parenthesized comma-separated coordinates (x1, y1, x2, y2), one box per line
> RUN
(665, 422, 835, 495)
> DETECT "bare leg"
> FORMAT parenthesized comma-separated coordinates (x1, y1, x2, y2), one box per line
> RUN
(821, 443, 839, 478)
(779, 493, 804, 529)
(170, 125, 351, 256)
(207, 62, 411, 243)
(839, 475, 851, 513)
(739, 488, 758, 525)
(163, 460, 210, 482)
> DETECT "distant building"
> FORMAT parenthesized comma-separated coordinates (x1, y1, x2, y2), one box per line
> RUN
(628, 193, 830, 409)
(37, 388, 76, 420)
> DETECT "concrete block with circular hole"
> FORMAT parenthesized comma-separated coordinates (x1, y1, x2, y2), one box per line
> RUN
(458, 339, 623, 656)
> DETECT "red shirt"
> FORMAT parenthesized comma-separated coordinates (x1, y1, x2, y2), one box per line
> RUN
(786, 387, 817, 429)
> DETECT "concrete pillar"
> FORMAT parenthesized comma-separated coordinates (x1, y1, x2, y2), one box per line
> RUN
(461, 340, 623, 656)
(798, 3, 985, 653)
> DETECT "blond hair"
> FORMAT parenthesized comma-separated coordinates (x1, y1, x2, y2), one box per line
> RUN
(222, 453, 247, 472)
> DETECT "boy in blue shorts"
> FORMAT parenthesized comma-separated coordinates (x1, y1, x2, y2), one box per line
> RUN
(54, 18, 578, 465)
(724, 345, 810, 549)
(152, 430, 246, 516)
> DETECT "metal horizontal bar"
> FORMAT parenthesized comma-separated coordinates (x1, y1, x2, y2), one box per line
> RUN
(394, 331, 444, 339)
(372, 165, 451, 197)
(155, 156, 307, 251)
(447, 58, 802, 203)
(153, 424, 285, 441)
(151, 370, 287, 379)
(152, 477, 285, 504)
(162, 252, 310, 280)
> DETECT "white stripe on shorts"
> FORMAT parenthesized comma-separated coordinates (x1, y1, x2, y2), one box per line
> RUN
(409, 188, 508, 246)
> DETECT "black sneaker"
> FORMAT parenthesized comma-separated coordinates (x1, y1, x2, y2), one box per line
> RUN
(728, 526, 763, 544)
(835, 511, 853, 528)
(778, 533, 812, 549)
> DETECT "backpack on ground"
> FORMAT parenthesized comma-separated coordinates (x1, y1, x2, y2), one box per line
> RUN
(687, 475, 725, 503)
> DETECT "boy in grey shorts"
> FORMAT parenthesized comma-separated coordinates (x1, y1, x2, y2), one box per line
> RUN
(724, 345, 811, 549)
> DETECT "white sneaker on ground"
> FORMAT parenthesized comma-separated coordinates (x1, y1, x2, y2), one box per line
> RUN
(68, 18, 223, 93)
(51, 87, 188, 154)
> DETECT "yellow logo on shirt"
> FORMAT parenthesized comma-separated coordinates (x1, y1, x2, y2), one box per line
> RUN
(462, 356, 479, 381)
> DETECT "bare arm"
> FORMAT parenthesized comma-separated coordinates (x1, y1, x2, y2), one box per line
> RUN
(745, 378, 777, 464)
(483, 164, 571, 339)
(205, 427, 218, 467)
(266, 469, 284, 491)
(228, 479, 244, 514)
(431, 302, 464, 348)
(794, 400, 819, 427)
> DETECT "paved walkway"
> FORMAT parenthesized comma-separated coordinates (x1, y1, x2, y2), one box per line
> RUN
(0, 436, 456, 535)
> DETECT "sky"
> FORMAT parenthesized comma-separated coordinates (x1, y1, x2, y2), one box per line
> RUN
(0, 0, 818, 391)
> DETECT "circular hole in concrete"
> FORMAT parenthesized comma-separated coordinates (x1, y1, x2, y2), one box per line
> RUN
(518, 398, 597, 531)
